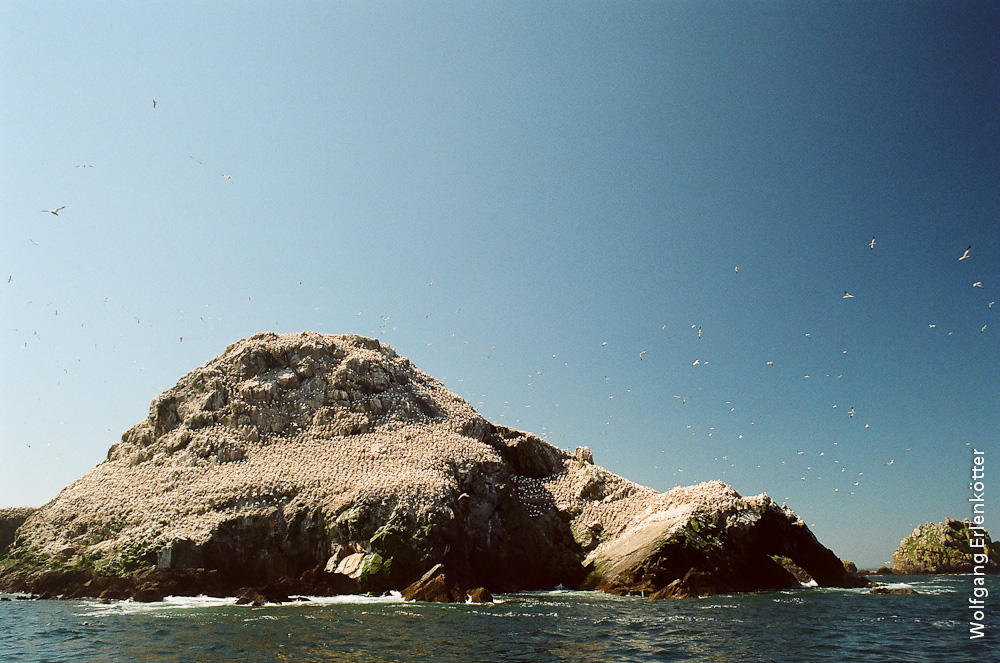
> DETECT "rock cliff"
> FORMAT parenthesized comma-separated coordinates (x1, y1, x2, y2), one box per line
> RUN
(0, 508, 36, 558)
(892, 519, 998, 574)
(0, 332, 867, 600)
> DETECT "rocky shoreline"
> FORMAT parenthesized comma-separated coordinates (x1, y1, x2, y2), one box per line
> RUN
(1, 332, 872, 603)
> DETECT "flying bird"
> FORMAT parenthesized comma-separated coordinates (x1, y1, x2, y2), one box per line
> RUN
(959, 245, 972, 260)
(843, 291, 854, 298)
(734, 266, 739, 273)
(982, 325, 988, 333)
(76, 164, 92, 168)
(870, 237, 876, 250)
(639, 351, 647, 360)
(40, 206, 65, 215)
(848, 407, 855, 418)
(190, 156, 202, 164)
(152, 99, 157, 108)
(973, 282, 983, 288)
(221, 174, 232, 181)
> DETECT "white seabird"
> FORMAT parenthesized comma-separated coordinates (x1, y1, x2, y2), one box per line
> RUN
(959, 245, 972, 260)
(843, 291, 854, 298)
(40, 206, 65, 215)
(870, 237, 876, 250)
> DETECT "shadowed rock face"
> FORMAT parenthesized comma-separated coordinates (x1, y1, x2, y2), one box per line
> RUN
(1, 332, 866, 599)
(892, 519, 998, 574)
(0, 508, 36, 558)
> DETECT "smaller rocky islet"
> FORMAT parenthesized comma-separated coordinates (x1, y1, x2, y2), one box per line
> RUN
(1, 331, 871, 602)
(889, 519, 997, 575)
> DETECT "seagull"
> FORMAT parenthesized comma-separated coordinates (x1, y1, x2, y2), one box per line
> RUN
(221, 174, 232, 181)
(885, 459, 895, 466)
(734, 266, 739, 273)
(870, 237, 876, 250)
(698, 327, 702, 338)
(76, 164, 92, 168)
(190, 156, 202, 164)
(639, 351, 647, 360)
(152, 99, 157, 108)
(40, 206, 65, 215)
(973, 282, 983, 288)
(928, 324, 936, 328)
(959, 245, 972, 260)
(990, 302, 995, 309)
(848, 407, 855, 418)
(982, 325, 988, 333)
(843, 291, 854, 298)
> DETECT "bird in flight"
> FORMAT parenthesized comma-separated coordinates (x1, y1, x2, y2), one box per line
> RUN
(76, 164, 92, 168)
(973, 282, 983, 289)
(639, 351, 647, 360)
(848, 407, 855, 418)
(221, 174, 232, 181)
(959, 245, 972, 260)
(190, 156, 202, 164)
(41, 206, 65, 215)
(152, 99, 157, 108)
(870, 237, 876, 250)
(843, 291, 855, 298)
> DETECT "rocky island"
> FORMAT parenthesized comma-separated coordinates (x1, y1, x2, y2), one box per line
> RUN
(891, 519, 997, 575)
(0, 332, 868, 602)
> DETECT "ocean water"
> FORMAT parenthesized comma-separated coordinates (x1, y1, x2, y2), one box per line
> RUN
(1, 575, 996, 662)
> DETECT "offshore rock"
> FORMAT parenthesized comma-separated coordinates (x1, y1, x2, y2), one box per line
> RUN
(0, 332, 865, 601)
(891, 519, 998, 574)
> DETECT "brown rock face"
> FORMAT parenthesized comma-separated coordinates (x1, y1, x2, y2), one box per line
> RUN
(1, 332, 864, 602)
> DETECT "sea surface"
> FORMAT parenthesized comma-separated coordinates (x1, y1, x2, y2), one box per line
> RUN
(2, 575, 996, 662)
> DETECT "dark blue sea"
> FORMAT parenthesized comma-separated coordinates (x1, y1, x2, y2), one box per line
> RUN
(2, 575, 996, 662)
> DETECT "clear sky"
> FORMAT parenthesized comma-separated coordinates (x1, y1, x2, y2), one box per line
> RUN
(1, 1, 997, 569)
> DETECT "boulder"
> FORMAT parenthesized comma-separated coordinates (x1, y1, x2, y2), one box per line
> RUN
(869, 586, 917, 595)
(401, 564, 465, 603)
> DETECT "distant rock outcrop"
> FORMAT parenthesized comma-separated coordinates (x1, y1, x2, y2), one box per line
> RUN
(892, 519, 998, 574)
(0, 332, 867, 601)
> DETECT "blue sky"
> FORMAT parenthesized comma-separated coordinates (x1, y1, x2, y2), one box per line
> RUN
(1, 1, 997, 569)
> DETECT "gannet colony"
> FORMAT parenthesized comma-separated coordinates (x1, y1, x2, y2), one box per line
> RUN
(0, 332, 868, 601)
